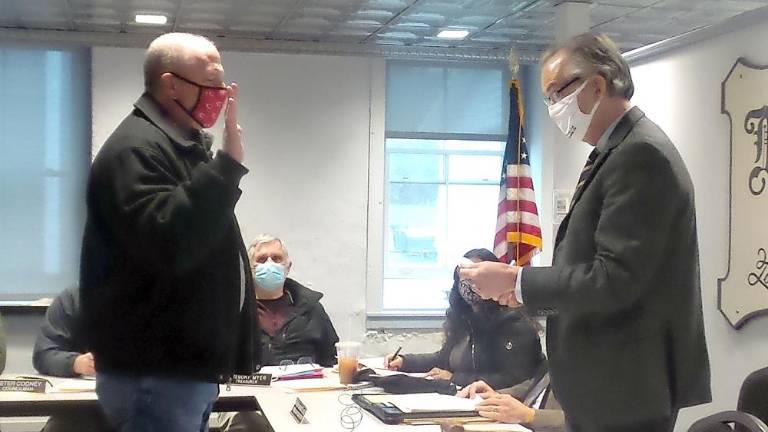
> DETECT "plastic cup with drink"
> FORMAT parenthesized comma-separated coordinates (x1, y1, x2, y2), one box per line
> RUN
(335, 341, 361, 385)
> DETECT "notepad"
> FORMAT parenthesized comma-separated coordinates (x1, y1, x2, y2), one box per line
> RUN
(49, 379, 96, 393)
(273, 375, 372, 392)
(358, 357, 428, 378)
(365, 393, 482, 413)
(461, 424, 531, 431)
(259, 364, 324, 381)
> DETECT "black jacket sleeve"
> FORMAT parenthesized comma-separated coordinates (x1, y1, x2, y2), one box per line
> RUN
(400, 339, 452, 373)
(33, 287, 82, 377)
(315, 305, 340, 367)
(103, 143, 248, 275)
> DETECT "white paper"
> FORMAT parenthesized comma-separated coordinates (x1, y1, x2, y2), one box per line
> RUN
(462, 424, 531, 432)
(387, 393, 483, 413)
(259, 364, 322, 379)
(358, 357, 428, 378)
(48, 379, 96, 393)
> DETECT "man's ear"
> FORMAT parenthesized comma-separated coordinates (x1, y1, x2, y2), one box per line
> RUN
(158, 72, 176, 97)
(285, 261, 292, 274)
(593, 74, 608, 99)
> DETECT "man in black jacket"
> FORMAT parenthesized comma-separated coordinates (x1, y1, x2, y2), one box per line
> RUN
(79, 32, 258, 432)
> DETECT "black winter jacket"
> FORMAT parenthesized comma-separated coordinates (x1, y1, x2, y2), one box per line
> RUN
(259, 279, 339, 367)
(80, 94, 259, 381)
(400, 305, 545, 389)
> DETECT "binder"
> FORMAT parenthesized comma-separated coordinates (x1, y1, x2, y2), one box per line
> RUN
(351, 393, 485, 425)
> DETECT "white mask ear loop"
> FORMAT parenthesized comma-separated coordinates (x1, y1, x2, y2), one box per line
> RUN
(548, 78, 599, 141)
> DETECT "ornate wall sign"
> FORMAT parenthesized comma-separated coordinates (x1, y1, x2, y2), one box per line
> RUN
(719, 57, 768, 328)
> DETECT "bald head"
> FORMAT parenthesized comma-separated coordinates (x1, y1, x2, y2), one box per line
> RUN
(143, 33, 219, 94)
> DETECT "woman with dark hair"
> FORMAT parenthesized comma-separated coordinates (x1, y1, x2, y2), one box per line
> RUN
(386, 248, 545, 389)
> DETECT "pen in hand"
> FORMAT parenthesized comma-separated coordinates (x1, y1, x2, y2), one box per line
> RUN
(386, 346, 403, 370)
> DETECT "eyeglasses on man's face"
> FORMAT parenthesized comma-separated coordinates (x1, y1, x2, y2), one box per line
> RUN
(251, 253, 288, 266)
(543, 75, 583, 106)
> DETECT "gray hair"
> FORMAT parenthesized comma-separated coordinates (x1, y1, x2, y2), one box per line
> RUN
(143, 32, 217, 93)
(248, 234, 289, 257)
(541, 33, 634, 100)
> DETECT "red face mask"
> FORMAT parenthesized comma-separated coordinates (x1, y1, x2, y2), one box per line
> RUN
(172, 73, 228, 128)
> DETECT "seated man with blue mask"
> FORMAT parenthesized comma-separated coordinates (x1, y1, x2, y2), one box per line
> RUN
(221, 235, 339, 432)
(248, 234, 339, 366)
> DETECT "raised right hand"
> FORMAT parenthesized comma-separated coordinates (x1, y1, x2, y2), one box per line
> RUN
(384, 355, 403, 370)
(457, 380, 496, 399)
(222, 82, 244, 163)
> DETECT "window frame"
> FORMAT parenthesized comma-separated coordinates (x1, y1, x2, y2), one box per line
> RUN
(0, 43, 92, 304)
(366, 60, 510, 328)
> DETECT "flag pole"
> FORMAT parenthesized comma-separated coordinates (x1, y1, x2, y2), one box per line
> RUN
(509, 49, 522, 266)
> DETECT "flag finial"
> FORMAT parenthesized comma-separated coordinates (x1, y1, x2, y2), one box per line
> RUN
(508, 49, 519, 79)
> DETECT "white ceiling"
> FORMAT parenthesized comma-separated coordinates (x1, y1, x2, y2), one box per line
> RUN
(1, 0, 768, 57)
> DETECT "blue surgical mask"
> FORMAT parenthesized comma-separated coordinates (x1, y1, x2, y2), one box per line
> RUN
(253, 260, 286, 291)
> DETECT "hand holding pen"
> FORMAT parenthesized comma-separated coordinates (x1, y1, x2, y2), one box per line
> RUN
(385, 346, 403, 370)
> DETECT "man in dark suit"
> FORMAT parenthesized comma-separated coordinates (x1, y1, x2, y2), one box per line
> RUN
(459, 33, 711, 432)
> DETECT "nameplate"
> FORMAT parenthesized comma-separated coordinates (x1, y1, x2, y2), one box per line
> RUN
(231, 373, 272, 386)
(290, 397, 309, 424)
(0, 379, 47, 393)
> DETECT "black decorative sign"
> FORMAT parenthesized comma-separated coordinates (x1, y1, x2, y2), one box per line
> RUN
(0, 379, 47, 393)
(230, 373, 272, 386)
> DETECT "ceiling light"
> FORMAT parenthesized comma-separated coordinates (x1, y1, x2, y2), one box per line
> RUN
(135, 14, 168, 25)
(437, 29, 469, 39)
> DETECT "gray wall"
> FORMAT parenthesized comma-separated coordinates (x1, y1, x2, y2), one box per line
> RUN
(4, 312, 42, 374)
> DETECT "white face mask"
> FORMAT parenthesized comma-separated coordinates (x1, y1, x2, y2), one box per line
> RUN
(548, 80, 599, 142)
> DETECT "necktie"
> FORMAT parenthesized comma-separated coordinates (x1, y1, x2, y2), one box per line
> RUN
(574, 148, 600, 196)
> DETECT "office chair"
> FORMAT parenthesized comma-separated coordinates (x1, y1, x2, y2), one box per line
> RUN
(688, 366, 768, 432)
(687, 411, 768, 432)
(737, 366, 768, 430)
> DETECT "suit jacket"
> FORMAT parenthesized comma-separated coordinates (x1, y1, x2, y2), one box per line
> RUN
(521, 107, 711, 429)
(501, 377, 564, 432)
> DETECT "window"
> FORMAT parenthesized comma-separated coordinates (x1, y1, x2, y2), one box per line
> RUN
(380, 61, 508, 312)
(0, 45, 91, 300)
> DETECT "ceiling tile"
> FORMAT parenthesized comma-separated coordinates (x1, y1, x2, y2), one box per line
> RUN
(3, 0, 768, 58)
(595, 0, 658, 7)
(398, 12, 446, 26)
(364, 0, 412, 11)
(346, 18, 385, 28)
(353, 9, 395, 20)
(590, 4, 637, 26)
(129, 0, 178, 10)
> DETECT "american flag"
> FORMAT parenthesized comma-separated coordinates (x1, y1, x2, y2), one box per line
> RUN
(493, 80, 542, 265)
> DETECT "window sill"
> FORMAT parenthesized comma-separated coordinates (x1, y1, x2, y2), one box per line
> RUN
(366, 311, 446, 329)
(0, 300, 52, 315)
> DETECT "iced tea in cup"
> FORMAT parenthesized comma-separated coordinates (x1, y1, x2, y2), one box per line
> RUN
(336, 341, 361, 384)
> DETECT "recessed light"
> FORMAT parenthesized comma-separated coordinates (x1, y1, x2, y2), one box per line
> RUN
(135, 14, 168, 25)
(437, 29, 469, 39)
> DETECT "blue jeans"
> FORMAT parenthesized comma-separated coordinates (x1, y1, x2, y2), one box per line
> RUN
(96, 372, 219, 432)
